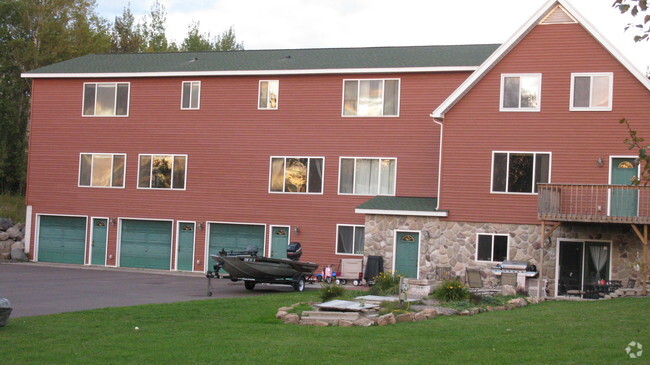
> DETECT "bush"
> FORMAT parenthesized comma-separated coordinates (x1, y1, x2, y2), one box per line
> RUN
(368, 271, 401, 296)
(432, 279, 470, 302)
(319, 282, 346, 302)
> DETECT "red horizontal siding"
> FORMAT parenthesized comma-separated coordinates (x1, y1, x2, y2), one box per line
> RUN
(440, 23, 650, 225)
(26, 71, 468, 269)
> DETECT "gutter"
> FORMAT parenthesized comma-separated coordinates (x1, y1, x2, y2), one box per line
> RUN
(431, 116, 444, 211)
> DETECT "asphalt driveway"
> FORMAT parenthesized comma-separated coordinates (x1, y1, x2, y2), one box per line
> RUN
(0, 262, 309, 317)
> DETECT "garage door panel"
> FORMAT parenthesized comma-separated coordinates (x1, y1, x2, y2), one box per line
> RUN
(38, 216, 86, 264)
(208, 224, 264, 256)
(120, 220, 172, 270)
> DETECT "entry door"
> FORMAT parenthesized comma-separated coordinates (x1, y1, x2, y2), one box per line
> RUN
(558, 241, 583, 295)
(610, 158, 638, 217)
(271, 226, 289, 258)
(395, 231, 419, 279)
(91, 218, 108, 265)
(177, 222, 195, 271)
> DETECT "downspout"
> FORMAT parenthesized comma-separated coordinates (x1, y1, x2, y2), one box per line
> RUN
(431, 116, 444, 211)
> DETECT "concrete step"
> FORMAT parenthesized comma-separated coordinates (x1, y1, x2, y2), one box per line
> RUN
(301, 311, 360, 324)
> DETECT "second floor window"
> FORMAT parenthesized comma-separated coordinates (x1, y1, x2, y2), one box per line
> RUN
(339, 157, 396, 195)
(181, 81, 200, 109)
(259, 80, 279, 109)
(343, 79, 399, 116)
(492, 151, 550, 194)
(570, 73, 612, 111)
(500, 74, 541, 111)
(270, 157, 323, 193)
(79, 153, 126, 188)
(83, 82, 129, 116)
(138, 154, 187, 190)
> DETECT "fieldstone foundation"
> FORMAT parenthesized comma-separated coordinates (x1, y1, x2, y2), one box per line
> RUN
(364, 215, 644, 296)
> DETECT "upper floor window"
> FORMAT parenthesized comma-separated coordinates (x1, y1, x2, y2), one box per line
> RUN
(181, 81, 200, 110)
(259, 80, 279, 109)
(138, 154, 187, 190)
(336, 224, 365, 255)
(339, 157, 396, 195)
(269, 157, 323, 194)
(500, 74, 541, 111)
(79, 153, 126, 188)
(492, 151, 550, 194)
(570, 73, 613, 111)
(343, 79, 399, 116)
(476, 233, 508, 262)
(83, 82, 129, 116)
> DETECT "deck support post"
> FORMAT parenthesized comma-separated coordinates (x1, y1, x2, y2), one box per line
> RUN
(538, 221, 561, 297)
(630, 224, 649, 296)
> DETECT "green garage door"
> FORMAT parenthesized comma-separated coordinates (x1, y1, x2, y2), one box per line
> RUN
(120, 219, 172, 270)
(208, 223, 265, 257)
(38, 215, 87, 264)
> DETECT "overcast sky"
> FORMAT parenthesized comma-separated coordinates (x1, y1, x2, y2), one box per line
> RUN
(96, 0, 649, 73)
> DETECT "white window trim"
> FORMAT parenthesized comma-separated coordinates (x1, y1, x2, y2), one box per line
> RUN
(78, 153, 127, 189)
(136, 153, 188, 191)
(499, 73, 542, 112)
(337, 157, 397, 196)
(490, 151, 552, 195)
(475, 233, 509, 263)
(180, 81, 201, 110)
(569, 72, 613, 111)
(335, 224, 365, 256)
(341, 78, 401, 117)
(268, 156, 325, 195)
(81, 82, 131, 117)
(258, 80, 279, 110)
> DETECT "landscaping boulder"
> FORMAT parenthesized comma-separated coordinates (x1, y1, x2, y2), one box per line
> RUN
(278, 306, 293, 312)
(414, 311, 428, 321)
(338, 320, 354, 327)
(433, 307, 459, 316)
(421, 308, 437, 319)
(301, 320, 328, 327)
(376, 313, 396, 326)
(0, 218, 12, 232)
(11, 241, 28, 261)
(0, 232, 9, 241)
(283, 314, 300, 324)
(6, 226, 23, 240)
(502, 285, 517, 296)
(0, 298, 12, 327)
(275, 311, 288, 319)
(507, 298, 528, 308)
(395, 312, 415, 323)
(353, 318, 374, 327)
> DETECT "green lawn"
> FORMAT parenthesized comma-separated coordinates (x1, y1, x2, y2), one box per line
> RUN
(0, 194, 25, 223)
(3, 294, 649, 364)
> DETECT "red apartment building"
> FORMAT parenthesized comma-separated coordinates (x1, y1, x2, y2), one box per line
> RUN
(22, 0, 650, 296)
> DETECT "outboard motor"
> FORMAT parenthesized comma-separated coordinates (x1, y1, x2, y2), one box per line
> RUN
(286, 242, 303, 261)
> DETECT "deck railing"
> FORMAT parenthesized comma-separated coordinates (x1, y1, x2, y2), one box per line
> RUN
(538, 183, 650, 224)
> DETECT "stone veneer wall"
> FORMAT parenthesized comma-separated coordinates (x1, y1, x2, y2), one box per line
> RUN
(364, 215, 644, 296)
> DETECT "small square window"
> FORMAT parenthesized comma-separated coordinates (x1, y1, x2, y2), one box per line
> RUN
(500, 74, 541, 111)
(476, 234, 508, 262)
(181, 81, 200, 110)
(336, 225, 365, 255)
(259, 80, 279, 109)
(570, 73, 612, 111)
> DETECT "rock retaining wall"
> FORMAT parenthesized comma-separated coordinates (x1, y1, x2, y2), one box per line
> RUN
(0, 218, 27, 261)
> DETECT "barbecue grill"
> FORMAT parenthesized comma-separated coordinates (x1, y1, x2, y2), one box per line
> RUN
(491, 260, 538, 277)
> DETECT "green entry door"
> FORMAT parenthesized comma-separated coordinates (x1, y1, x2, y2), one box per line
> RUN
(38, 215, 87, 264)
(177, 222, 195, 271)
(120, 219, 172, 270)
(208, 223, 265, 257)
(91, 218, 108, 265)
(271, 226, 289, 258)
(611, 158, 638, 217)
(395, 231, 419, 279)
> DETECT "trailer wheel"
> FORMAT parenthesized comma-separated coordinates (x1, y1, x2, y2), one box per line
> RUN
(335, 279, 341, 285)
(353, 280, 361, 286)
(244, 281, 256, 290)
(293, 277, 305, 292)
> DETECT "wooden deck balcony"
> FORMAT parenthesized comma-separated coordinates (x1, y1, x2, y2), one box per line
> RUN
(538, 183, 650, 224)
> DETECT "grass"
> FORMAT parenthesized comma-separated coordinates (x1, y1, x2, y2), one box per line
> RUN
(2, 294, 649, 364)
(0, 194, 26, 223)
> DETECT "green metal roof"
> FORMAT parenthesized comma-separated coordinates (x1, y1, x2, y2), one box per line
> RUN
(356, 196, 443, 215)
(23, 44, 500, 76)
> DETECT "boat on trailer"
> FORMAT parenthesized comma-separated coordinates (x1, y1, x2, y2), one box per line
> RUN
(206, 242, 318, 294)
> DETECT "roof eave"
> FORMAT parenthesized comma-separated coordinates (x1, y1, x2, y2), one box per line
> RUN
(355, 208, 449, 217)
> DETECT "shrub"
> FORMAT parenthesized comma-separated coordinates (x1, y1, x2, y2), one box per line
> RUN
(368, 271, 401, 296)
(319, 282, 346, 302)
(432, 279, 470, 302)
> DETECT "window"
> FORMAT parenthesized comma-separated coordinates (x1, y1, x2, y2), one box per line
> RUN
(337, 225, 365, 255)
(492, 152, 550, 194)
(270, 157, 324, 193)
(343, 79, 399, 116)
(181, 81, 200, 110)
(500, 74, 541, 111)
(79, 153, 126, 188)
(138, 154, 187, 190)
(83, 82, 129, 116)
(258, 80, 279, 109)
(476, 234, 508, 262)
(570, 73, 612, 111)
(339, 157, 396, 195)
